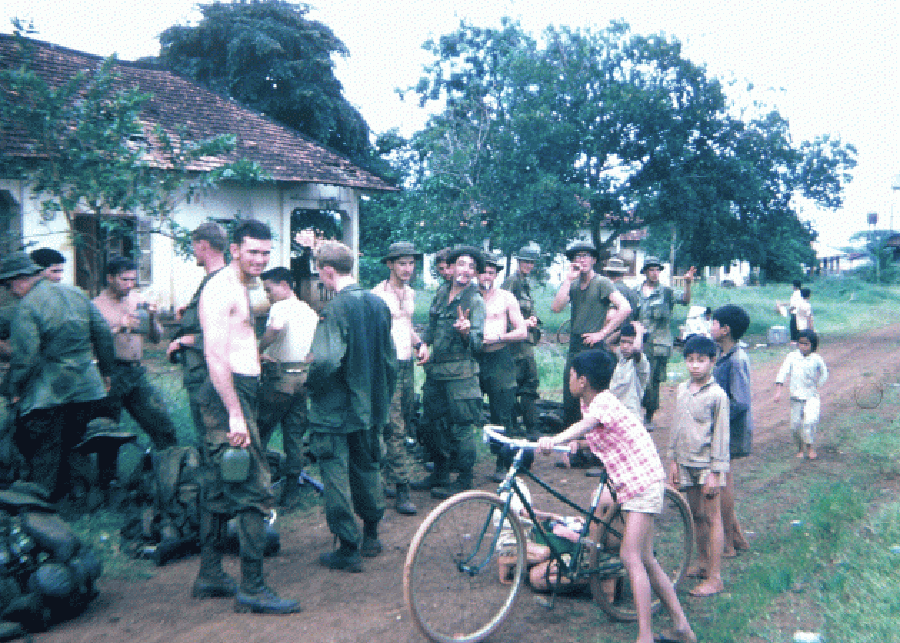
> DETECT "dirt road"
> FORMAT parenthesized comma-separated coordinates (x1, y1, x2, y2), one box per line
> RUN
(33, 325, 900, 643)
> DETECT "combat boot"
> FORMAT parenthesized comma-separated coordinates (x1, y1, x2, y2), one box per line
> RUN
(360, 522, 383, 558)
(233, 559, 301, 614)
(278, 475, 302, 512)
(319, 539, 363, 572)
(394, 484, 417, 515)
(193, 514, 237, 599)
(430, 471, 473, 500)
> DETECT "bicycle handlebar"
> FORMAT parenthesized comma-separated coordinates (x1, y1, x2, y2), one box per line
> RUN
(482, 424, 571, 454)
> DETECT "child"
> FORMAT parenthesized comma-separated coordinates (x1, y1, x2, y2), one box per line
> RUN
(610, 322, 650, 420)
(538, 348, 696, 643)
(711, 304, 753, 557)
(669, 335, 729, 598)
(774, 330, 828, 459)
(795, 288, 814, 332)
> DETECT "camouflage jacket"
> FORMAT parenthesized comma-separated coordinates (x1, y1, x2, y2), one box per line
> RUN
(3, 279, 115, 414)
(422, 282, 485, 380)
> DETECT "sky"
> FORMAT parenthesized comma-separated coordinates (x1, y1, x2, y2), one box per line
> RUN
(4, 0, 900, 248)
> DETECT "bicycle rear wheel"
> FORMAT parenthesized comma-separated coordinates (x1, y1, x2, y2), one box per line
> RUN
(589, 486, 693, 621)
(404, 490, 527, 643)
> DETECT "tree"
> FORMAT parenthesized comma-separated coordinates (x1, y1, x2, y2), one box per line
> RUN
(0, 34, 268, 293)
(158, 0, 384, 176)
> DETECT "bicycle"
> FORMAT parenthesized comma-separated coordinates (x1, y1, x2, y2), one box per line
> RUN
(403, 425, 694, 643)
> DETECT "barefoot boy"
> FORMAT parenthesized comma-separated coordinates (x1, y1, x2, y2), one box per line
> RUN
(668, 335, 729, 597)
(774, 330, 828, 460)
(538, 348, 695, 643)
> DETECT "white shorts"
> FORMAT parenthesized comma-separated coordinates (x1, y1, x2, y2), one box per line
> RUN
(621, 480, 665, 515)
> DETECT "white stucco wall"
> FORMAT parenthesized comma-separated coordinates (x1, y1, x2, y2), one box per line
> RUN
(0, 178, 361, 311)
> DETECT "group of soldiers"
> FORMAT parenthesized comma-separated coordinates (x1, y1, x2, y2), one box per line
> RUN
(0, 222, 694, 617)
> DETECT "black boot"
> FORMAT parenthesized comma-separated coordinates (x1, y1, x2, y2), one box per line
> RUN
(410, 458, 450, 491)
(431, 470, 473, 500)
(360, 522, 383, 558)
(193, 513, 237, 599)
(233, 511, 301, 614)
(278, 475, 302, 512)
(394, 484, 417, 516)
(319, 539, 363, 572)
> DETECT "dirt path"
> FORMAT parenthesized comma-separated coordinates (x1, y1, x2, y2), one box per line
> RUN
(33, 325, 900, 643)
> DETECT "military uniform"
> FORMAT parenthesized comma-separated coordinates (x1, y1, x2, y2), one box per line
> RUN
(307, 284, 396, 549)
(4, 279, 115, 501)
(501, 270, 540, 437)
(638, 281, 680, 421)
(418, 281, 485, 490)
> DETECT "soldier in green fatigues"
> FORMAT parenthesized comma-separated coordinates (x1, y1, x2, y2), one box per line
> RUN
(636, 256, 695, 427)
(551, 241, 631, 427)
(0, 253, 116, 503)
(501, 246, 542, 440)
(308, 242, 396, 573)
(412, 246, 486, 500)
(167, 222, 228, 442)
(194, 220, 299, 615)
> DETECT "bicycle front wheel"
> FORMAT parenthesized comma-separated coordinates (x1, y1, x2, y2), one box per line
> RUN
(590, 486, 693, 622)
(403, 490, 527, 643)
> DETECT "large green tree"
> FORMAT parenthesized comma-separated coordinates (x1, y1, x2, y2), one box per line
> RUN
(385, 20, 856, 277)
(158, 0, 386, 175)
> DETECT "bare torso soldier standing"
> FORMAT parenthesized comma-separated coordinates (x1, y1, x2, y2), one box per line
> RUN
(92, 257, 178, 497)
(501, 245, 542, 441)
(372, 242, 429, 517)
(479, 250, 527, 482)
(193, 220, 300, 614)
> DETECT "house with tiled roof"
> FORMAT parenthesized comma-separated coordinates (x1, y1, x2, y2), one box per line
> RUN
(0, 34, 394, 311)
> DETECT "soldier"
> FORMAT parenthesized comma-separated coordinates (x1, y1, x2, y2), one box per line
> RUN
(603, 256, 639, 325)
(501, 245, 542, 441)
(636, 256, 696, 428)
(166, 222, 228, 438)
(29, 248, 66, 283)
(308, 242, 396, 572)
(371, 242, 429, 516)
(551, 241, 631, 427)
(479, 251, 528, 482)
(193, 219, 300, 614)
(92, 257, 178, 494)
(1, 252, 115, 502)
(412, 245, 486, 500)
(258, 266, 318, 509)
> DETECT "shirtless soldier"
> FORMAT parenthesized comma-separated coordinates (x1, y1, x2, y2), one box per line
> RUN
(478, 251, 528, 482)
(93, 257, 178, 497)
(372, 242, 429, 516)
(193, 220, 300, 614)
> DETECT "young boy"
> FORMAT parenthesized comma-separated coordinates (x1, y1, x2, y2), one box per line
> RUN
(610, 321, 650, 419)
(711, 304, 753, 557)
(668, 335, 730, 598)
(795, 288, 814, 332)
(774, 330, 828, 460)
(538, 348, 696, 643)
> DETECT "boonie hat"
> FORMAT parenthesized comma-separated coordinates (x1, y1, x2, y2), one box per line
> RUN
(0, 252, 41, 282)
(641, 256, 665, 273)
(564, 241, 599, 261)
(482, 250, 504, 271)
(514, 245, 540, 263)
(381, 241, 423, 264)
(447, 245, 485, 273)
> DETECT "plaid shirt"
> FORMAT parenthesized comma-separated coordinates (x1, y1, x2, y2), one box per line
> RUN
(582, 391, 665, 503)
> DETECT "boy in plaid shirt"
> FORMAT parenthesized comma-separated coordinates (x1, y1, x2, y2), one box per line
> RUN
(539, 348, 695, 643)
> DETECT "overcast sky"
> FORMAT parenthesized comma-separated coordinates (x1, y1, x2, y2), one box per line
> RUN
(4, 0, 899, 248)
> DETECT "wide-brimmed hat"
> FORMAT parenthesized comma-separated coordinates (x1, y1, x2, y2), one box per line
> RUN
(641, 256, 665, 273)
(447, 245, 485, 273)
(482, 250, 504, 271)
(381, 241, 423, 264)
(0, 252, 41, 282)
(564, 241, 599, 261)
(74, 418, 138, 453)
(513, 245, 540, 263)
(603, 257, 629, 274)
